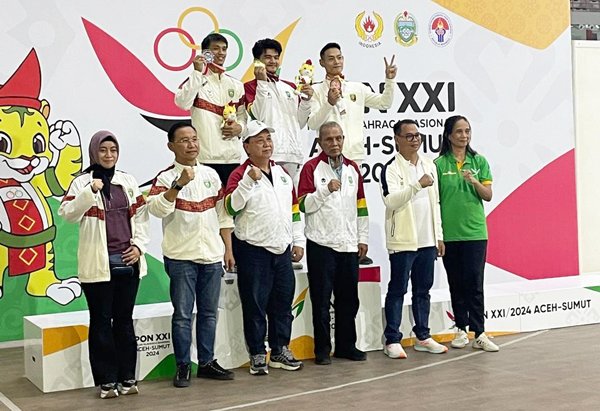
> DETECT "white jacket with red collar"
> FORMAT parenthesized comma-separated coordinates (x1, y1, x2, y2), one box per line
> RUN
(146, 160, 233, 263)
(244, 77, 310, 164)
(225, 159, 305, 254)
(297, 152, 369, 252)
(175, 69, 247, 164)
(58, 171, 149, 283)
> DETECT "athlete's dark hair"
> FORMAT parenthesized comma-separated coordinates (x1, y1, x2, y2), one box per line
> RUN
(439, 115, 477, 157)
(201, 33, 228, 50)
(167, 122, 195, 142)
(252, 38, 282, 59)
(392, 119, 418, 136)
(319, 42, 341, 58)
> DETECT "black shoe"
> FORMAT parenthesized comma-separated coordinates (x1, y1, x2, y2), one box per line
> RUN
(197, 359, 235, 380)
(315, 355, 331, 365)
(173, 363, 191, 388)
(359, 255, 373, 265)
(334, 347, 367, 361)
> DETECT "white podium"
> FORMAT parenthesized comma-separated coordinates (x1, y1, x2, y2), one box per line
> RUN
(24, 267, 383, 392)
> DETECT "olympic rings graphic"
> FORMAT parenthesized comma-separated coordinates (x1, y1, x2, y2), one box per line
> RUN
(210, 28, 244, 71)
(154, 7, 244, 72)
(177, 7, 219, 49)
(154, 28, 196, 71)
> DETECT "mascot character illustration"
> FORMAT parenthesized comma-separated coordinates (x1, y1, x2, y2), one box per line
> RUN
(295, 59, 314, 99)
(0, 49, 82, 305)
(221, 102, 237, 129)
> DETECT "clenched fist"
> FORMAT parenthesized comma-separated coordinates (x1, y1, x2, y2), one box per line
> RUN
(328, 179, 341, 192)
(248, 165, 263, 181)
(91, 178, 104, 193)
(418, 174, 434, 188)
(177, 167, 195, 186)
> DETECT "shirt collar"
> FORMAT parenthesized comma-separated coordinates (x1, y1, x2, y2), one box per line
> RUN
(206, 62, 226, 76)
(397, 153, 421, 166)
(174, 160, 199, 170)
(328, 154, 344, 168)
(266, 72, 279, 82)
(451, 151, 474, 165)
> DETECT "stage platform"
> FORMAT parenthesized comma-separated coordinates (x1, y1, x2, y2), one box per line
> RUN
(22, 269, 600, 393)
(23, 268, 383, 393)
(397, 272, 600, 343)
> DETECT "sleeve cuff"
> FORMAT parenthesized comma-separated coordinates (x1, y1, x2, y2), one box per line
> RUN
(293, 239, 306, 249)
(240, 171, 257, 188)
(158, 192, 176, 212)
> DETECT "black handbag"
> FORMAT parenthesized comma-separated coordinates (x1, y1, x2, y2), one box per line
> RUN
(109, 254, 135, 276)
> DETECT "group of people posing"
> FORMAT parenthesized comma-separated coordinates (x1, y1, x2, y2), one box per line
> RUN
(58, 33, 498, 400)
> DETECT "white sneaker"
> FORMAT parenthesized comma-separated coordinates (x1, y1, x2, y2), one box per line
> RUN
(100, 383, 118, 399)
(118, 380, 139, 395)
(414, 338, 448, 354)
(451, 329, 469, 349)
(384, 343, 407, 359)
(473, 333, 499, 352)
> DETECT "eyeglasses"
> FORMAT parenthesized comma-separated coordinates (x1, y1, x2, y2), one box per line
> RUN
(173, 138, 199, 145)
(399, 133, 422, 142)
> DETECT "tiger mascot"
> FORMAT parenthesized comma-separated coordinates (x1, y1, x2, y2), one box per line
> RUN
(0, 49, 82, 305)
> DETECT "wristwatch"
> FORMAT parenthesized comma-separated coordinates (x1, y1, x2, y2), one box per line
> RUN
(170, 179, 184, 191)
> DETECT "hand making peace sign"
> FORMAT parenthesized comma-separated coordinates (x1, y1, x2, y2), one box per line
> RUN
(384, 55, 397, 79)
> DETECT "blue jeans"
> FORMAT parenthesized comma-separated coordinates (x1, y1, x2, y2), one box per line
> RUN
(163, 257, 222, 365)
(384, 246, 437, 344)
(233, 236, 295, 356)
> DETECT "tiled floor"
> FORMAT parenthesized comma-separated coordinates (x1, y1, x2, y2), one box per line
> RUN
(1, 324, 599, 410)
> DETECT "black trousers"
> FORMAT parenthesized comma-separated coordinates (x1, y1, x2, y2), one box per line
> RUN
(233, 236, 295, 356)
(306, 240, 359, 357)
(204, 163, 239, 187)
(81, 269, 140, 386)
(442, 240, 487, 336)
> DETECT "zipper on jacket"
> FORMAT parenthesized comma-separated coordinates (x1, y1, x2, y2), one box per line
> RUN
(390, 210, 396, 237)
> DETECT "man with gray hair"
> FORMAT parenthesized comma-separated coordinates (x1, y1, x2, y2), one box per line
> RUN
(297, 121, 369, 365)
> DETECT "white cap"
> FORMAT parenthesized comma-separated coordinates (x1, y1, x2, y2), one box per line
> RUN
(242, 120, 275, 142)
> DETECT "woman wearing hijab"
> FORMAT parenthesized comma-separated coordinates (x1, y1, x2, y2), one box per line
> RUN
(59, 130, 150, 398)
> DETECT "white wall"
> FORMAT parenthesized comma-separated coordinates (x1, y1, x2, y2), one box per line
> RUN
(573, 41, 600, 273)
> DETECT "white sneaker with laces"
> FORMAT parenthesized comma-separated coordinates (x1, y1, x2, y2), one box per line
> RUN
(451, 329, 469, 349)
(100, 383, 119, 399)
(269, 346, 303, 371)
(249, 353, 269, 375)
(414, 338, 448, 354)
(117, 380, 138, 395)
(473, 333, 499, 352)
(384, 343, 407, 359)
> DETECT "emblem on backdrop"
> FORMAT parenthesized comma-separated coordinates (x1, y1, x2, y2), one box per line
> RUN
(429, 13, 453, 47)
(394, 11, 418, 47)
(355, 11, 383, 48)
